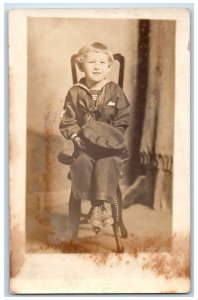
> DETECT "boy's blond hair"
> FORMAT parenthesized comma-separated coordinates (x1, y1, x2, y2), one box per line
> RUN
(75, 42, 114, 71)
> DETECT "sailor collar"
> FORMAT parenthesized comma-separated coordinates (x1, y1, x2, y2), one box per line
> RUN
(74, 78, 111, 94)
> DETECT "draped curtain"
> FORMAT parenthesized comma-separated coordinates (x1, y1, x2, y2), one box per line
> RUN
(124, 20, 176, 212)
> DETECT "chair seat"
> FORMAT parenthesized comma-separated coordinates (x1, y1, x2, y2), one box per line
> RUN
(57, 150, 74, 165)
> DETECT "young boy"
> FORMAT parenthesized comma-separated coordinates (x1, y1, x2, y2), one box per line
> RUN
(59, 42, 130, 228)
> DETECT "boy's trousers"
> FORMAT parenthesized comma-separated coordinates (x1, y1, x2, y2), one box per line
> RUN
(70, 152, 122, 203)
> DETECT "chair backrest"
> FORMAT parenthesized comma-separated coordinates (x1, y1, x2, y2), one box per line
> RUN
(71, 53, 125, 88)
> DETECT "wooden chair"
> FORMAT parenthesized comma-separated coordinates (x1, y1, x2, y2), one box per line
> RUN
(59, 53, 128, 253)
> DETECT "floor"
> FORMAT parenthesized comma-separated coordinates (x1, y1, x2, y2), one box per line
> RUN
(26, 192, 172, 254)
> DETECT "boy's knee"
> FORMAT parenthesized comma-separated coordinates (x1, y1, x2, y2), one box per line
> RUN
(107, 156, 122, 165)
(97, 155, 122, 168)
(71, 152, 94, 167)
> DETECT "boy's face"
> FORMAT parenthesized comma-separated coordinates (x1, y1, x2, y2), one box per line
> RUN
(82, 51, 111, 83)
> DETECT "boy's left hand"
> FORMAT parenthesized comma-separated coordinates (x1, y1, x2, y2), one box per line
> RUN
(73, 136, 87, 150)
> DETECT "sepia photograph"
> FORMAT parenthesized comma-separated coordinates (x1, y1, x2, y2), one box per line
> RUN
(9, 7, 190, 294)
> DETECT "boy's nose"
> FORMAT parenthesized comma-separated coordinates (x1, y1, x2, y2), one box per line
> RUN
(94, 62, 101, 69)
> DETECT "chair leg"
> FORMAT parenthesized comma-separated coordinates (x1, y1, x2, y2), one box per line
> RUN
(112, 223, 124, 253)
(68, 191, 81, 239)
(116, 186, 128, 238)
(111, 197, 124, 253)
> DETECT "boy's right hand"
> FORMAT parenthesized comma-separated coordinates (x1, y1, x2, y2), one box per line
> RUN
(73, 136, 87, 150)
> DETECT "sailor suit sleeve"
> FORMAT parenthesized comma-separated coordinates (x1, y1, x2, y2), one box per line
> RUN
(113, 86, 130, 134)
(59, 90, 81, 139)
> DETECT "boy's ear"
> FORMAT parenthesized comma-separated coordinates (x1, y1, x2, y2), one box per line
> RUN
(77, 63, 84, 72)
(80, 65, 84, 72)
(108, 64, 112, 71)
